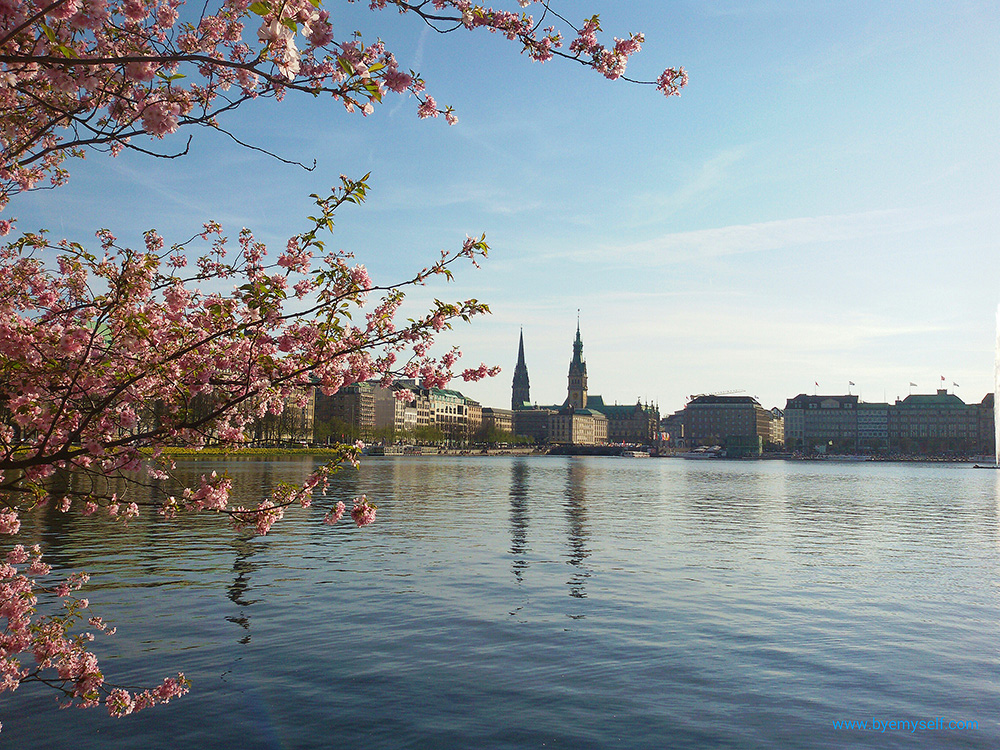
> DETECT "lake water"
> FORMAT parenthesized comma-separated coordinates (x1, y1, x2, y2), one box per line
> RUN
(4, 456, 1000, 749)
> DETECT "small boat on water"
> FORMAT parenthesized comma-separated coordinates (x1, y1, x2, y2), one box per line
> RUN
(367, 445, 404, 456)
(678, 446, 723, 460)
(621, 450, 650, 458)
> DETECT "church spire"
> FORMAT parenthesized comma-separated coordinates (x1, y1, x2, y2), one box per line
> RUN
(566, 316, 587, 409)
(572, 313, 584, 368)
(511, 328, 530, 410)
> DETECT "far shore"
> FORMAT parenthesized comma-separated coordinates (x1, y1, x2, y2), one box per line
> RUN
(153, 446, 993, 463)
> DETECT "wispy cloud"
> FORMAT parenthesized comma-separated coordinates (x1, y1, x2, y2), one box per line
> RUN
(542, 208, 970, 266)
(371, 180, 542, 215)
(637, 148, 747, 217)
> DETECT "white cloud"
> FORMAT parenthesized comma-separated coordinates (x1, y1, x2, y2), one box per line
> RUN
(553, 208, 970, 266)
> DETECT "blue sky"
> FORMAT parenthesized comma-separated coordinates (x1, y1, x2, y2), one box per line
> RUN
(14, 0, 999, 414)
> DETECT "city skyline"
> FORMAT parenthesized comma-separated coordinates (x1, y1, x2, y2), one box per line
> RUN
(10, 1, 997, 415)
(471, 322, 992, 415)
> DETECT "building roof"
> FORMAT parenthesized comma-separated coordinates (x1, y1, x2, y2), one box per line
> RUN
(555, 406, 607, 418)
(785, 394, 858, 409)
(690, 394, 763, 407)
(482, 406, 513, 416)
(586, 398, 657, 419)
(429, 387, 466, 399)
(895, 390, 968, 408)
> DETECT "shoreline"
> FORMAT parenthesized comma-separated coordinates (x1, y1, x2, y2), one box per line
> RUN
(154, 446, 994, 464)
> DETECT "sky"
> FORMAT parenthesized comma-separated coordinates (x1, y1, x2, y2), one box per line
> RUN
(14, 0, 1000, 415)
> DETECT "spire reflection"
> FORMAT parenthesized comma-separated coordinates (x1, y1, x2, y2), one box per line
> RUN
(508, 459, 530, 582)
(564, 458, 591, 601)
(225, 532, 259, 645)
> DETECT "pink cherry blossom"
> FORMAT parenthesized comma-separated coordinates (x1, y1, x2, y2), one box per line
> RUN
(351, 495, 377, 527)
(417, 96, 439, 119)
(323, 501, 347, 524)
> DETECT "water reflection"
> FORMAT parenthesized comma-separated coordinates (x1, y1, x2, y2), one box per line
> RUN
(507, 459, 530, 583)
(563, 458, 591, 602)
(5, 456, 1000, 750)
(225, 532, 260, 645)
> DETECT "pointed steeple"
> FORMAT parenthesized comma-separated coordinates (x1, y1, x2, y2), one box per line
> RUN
(566, 315, 588, 409)
(511, 328, 530, 410)
(571, 313, 584, 368)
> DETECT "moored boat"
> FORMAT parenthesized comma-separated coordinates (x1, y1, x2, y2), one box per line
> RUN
(678, 446, 723, 459)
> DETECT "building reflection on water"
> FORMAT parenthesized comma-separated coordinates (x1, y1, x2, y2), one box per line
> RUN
(506, 457, 594, 604)
(507, 460, 530, 583)
(563, 458, 591, 602)
(26, 456, 324, 648)
(226, 532, 259, 645)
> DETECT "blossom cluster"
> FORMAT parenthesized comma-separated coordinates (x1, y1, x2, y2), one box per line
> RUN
(0, 0, 684, 217)
(0, 175, 492, 715)
(2, 178, 486, 500)
(0, 542, 190, 714)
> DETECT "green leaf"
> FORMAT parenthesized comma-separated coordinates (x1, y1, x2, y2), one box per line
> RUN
(249, 1, 272, 16)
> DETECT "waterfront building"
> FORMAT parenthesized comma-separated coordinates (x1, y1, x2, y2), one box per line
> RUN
(513, 408, 556, 445)
(768, 407, 785, 449)
(374, 385, 417, 438)
(888, 389, 978, 455)
(856, 401, 890, 453)
(684, 395, 770, 457)
(427, 387, 469, 443)
(465, 398, 483, 442)
(481, 406, 514, 435)
(783, 394, 859, 453)
(783, 389, 989, 456)
(583, 396, 660, 445)
(314, 382, 374, 442)
(660, 410, 686, 452)
(310, 379, 495, 446)
(976, 393, 995, 457)
(508, 322, 658, 447)
(549, 406, 608, 446)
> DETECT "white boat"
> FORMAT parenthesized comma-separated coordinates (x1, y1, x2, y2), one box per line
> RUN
(678, 446, 723, 459)
(622, 450, 650, 458)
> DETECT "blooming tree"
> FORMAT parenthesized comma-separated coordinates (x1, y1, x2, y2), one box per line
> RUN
(0, 0, 686, 214)
(0, 0, 685, 722)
